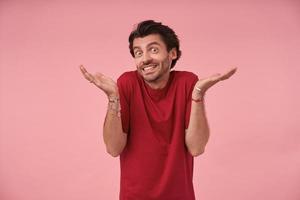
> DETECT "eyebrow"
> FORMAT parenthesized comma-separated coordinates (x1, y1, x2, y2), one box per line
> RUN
(133, 42, 162, 50)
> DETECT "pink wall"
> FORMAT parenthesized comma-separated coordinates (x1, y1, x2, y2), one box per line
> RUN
(1, 0, 299, 199)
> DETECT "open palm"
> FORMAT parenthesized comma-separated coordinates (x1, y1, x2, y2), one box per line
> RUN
(79, 65, 118, 97)
(196, 67, 237, 93)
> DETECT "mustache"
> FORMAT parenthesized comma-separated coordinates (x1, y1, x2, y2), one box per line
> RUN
(139, 62, 159, 69)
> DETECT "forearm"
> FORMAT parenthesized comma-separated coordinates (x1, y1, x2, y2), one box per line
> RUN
(103, 96, 127, 157)
(185, 93, 210, 157)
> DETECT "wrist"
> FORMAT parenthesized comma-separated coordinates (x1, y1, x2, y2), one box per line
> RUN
(107, 99, 121, 117)
(192, 86, 205, 102)
(192, 88, 205, 98)
(192, 95, 205, 103)
(108, 91, 119, 99)
(192, 91, 204, 99)
(107, 86, 119, 98)
(108, 95, 119, 103)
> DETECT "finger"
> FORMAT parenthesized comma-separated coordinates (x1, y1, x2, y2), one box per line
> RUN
(87, 74, 95, 83)
(225, 68, 237, 78)
(225, 67, 237, 76)
(79, 65, 89, 77)
(94, 73, 106, 83)
(212, 73, 221, 77)
(219, 67, 237, 81)
(95, 73, 115, 84)
(83, 71, 95, 83)
(79, 65, 95, 83)
(79, 65, 89, 74)
(94, 72, 104, 79)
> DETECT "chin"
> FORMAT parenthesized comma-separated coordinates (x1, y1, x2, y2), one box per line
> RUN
(137, 69, 157, 81)
(142, 74, 159, 83)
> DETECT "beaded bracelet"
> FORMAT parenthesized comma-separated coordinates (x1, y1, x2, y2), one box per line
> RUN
(192, 97, 204, 103)
(108, 97, 121, 117)
(192, 86, 205, 103)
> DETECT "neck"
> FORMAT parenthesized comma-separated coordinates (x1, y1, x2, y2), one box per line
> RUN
(145, 72, 170, 89)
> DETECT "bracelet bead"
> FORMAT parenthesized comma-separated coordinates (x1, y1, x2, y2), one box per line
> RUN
(192, 97, 204, 103)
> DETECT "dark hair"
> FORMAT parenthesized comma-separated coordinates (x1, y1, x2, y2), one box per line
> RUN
(128, 20, 181, 69)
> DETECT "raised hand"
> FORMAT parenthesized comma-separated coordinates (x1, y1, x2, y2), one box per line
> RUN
(79, 65, 119, 97)
(194, 67, 237, 96)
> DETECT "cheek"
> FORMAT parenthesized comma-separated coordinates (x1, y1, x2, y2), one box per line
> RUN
(162, 58, 171, 68)
(134, 59, 141, 68)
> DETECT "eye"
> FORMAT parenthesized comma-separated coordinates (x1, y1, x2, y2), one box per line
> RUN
(134, 50, 142, 57)
(150, 47, 159, 54)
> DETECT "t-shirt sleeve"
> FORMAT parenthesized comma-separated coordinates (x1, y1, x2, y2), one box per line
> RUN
(117, 73, 131, 134)
(185, 73, 199, 130)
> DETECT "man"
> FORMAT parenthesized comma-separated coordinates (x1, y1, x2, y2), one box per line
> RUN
(80, 20, 237, 200)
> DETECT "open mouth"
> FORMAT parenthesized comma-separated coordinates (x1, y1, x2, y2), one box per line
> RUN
(142, 64, 158, 73)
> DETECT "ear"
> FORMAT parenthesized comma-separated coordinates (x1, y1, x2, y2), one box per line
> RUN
(169, 48, 177, 60)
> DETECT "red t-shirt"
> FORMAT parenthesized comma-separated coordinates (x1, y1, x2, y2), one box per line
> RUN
(117, 70, 198, 200)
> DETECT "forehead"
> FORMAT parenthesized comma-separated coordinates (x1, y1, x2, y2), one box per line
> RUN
(133, 34, 167, 49)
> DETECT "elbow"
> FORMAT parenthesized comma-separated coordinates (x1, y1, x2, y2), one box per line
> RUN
(189, 148, 205, 157)
(106, 148, 122, 157)
(104, 133, 127, 157)
(106, 144, 126, 157)
(109, 153, 120, 157)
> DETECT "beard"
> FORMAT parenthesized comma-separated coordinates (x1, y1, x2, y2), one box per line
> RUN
(138, 59, 171, 84)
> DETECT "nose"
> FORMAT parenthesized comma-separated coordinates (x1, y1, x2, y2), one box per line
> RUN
(141, 52, 152, 65)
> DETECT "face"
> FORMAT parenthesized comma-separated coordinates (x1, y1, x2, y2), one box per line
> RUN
(132, 34, 177, 87)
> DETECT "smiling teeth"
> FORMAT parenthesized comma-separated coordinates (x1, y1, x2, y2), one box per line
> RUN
(143, 65, 157, 71)
(144, 66, 154, 71)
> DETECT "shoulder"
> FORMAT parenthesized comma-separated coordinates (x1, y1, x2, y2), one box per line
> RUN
(117, 71, 137, 82)
(172, 70, 198, 83)
(117, 71, 138, 94)
(117, 70, 138, 86)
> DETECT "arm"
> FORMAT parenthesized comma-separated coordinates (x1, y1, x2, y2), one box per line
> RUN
(103, 94, 127, 157)
(185, 67, 237, 157)
(185, 91, 209, 157)
(79, 65, 127, 157)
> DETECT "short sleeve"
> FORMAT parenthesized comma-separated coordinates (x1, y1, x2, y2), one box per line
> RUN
(185, 73, 199, 129)
(117, 73, 131, 134)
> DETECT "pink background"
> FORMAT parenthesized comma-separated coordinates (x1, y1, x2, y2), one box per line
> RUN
(1, 0, 299, 199)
